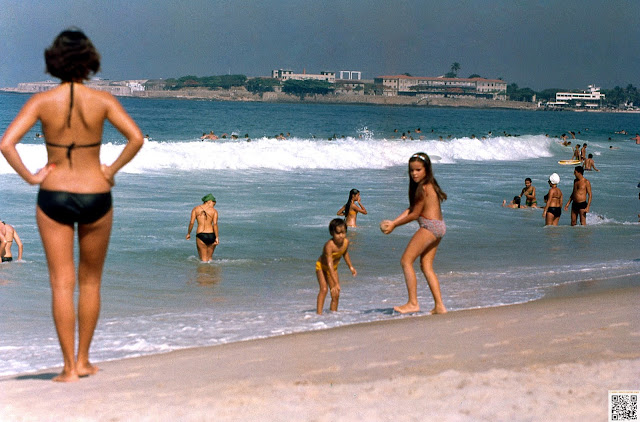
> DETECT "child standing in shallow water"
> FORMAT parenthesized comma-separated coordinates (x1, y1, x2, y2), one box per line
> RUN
(380, 153, 447, 314)
(315, 218, 357, 314)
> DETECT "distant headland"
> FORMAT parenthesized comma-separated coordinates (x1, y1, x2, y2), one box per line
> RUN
(2, 70, 638, 112)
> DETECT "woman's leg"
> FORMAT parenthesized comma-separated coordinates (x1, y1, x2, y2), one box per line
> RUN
(76, 209, 113, 376)
(395, 229, 436, 314)
(195, 237, 208, 261)
(206, 243, 216, 261)
(36, 208, 77, 382)
(419, 238, 446, 314)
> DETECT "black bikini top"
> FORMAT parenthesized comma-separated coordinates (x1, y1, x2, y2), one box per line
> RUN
(45, 82, 101, 166)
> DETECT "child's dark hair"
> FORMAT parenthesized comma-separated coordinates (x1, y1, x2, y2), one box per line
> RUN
(329, 218, 347, 235)
(341, 189, 359, 220)
(513, 196, 521, 207)
(575, 165, 584, 174)
(408, 152, 447, 211)
(45, 28, 100, 82)
(525, 177, 532, 183)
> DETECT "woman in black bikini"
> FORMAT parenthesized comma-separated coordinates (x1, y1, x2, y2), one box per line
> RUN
(0, 28, 143, 382)
(542, 173, 563, 226)
(186, 193, 219, 261)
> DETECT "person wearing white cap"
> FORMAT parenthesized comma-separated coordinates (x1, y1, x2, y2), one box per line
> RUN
(543, 173, 563, 226)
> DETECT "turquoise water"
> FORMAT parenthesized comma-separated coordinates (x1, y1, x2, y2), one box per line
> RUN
(1, 92, 639, 375)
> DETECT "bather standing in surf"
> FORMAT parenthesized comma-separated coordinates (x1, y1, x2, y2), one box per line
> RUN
(186, 193, 219, 261)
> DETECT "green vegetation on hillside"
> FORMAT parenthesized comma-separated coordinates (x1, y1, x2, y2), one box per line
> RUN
(164, 74, 247, 90)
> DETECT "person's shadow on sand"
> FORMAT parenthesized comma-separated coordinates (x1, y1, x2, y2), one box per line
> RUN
(362, 308, 397, 315)
(12, 373, 58, 381)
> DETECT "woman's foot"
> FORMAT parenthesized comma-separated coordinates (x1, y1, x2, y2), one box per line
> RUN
(77, 361, 99, 377)
(52, 369, 79, 383)
(393, 303, 420, 314)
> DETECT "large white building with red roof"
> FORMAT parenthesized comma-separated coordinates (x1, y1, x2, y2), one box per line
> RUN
(374, 75, 507, 100)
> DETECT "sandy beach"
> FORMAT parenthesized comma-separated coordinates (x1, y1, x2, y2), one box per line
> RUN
(2, 285, 639, 421)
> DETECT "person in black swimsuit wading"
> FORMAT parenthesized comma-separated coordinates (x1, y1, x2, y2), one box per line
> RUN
(186, 193, 219, 261)
(0, 28, 144, 382)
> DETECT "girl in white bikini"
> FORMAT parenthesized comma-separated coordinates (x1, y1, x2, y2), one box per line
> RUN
(380, 152, 447, 315)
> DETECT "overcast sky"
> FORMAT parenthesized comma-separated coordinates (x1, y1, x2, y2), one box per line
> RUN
(1, 0, 638, 90)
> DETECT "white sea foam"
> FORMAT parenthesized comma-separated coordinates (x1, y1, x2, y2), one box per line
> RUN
(0, 135, 555, 174)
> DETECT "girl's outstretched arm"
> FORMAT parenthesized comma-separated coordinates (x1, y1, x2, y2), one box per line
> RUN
(381, 202, 423, 234)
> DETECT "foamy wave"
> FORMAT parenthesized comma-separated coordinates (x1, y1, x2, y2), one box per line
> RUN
(0, 135, 555, 173)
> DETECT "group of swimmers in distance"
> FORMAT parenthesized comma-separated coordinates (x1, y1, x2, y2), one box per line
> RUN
(200, 131, 252, 141)
(503, 168, 593, 227)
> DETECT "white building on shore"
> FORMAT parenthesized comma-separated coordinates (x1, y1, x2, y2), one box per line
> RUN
(271, 69, 335, 83)
(547, 85, 605, 108)
(1, 79, 148, 96)
(374, 75, 507, 100)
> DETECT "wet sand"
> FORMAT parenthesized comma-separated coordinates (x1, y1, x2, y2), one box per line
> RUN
(2, 286, 639, 421)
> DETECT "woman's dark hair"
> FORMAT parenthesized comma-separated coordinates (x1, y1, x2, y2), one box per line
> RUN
(341, 189, 359, 220)
(408, 152, 447, 211)
(513, 196, 521, 207)
(45, 28, 100, 81)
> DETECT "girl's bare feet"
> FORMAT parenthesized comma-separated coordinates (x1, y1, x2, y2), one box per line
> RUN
(430, 304, 448, 315)
(394, 303, 420, 314)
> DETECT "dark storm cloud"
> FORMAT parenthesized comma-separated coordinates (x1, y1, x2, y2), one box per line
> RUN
(1, 0, 638, 90)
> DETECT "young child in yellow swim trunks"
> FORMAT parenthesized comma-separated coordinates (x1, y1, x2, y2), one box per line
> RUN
(315, 218, 357, 314)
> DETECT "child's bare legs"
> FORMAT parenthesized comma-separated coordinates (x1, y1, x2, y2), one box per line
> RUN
(316, 268, 340, 313)
(419, 239, 446, 314)
(329, 280, 340, 312)
(76, 211, 112, 376)
(316, 269, 328, 314)
(37, 208, 79, 382)
(395, 229, 443, 314)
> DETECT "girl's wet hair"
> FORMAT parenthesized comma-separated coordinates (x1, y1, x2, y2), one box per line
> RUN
(408, 152, 447, 211)
(342, 189, 359, 220)
(45, 28, 100, 82)
(329, 218, 347, 235)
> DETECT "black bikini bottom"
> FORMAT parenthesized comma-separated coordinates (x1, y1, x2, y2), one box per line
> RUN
(37, 189, 112, 225)
(547, 207, 562, 218)
(196, 232, 216, 245)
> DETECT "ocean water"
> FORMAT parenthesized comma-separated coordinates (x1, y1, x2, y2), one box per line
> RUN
(1, 92, 639, 376)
